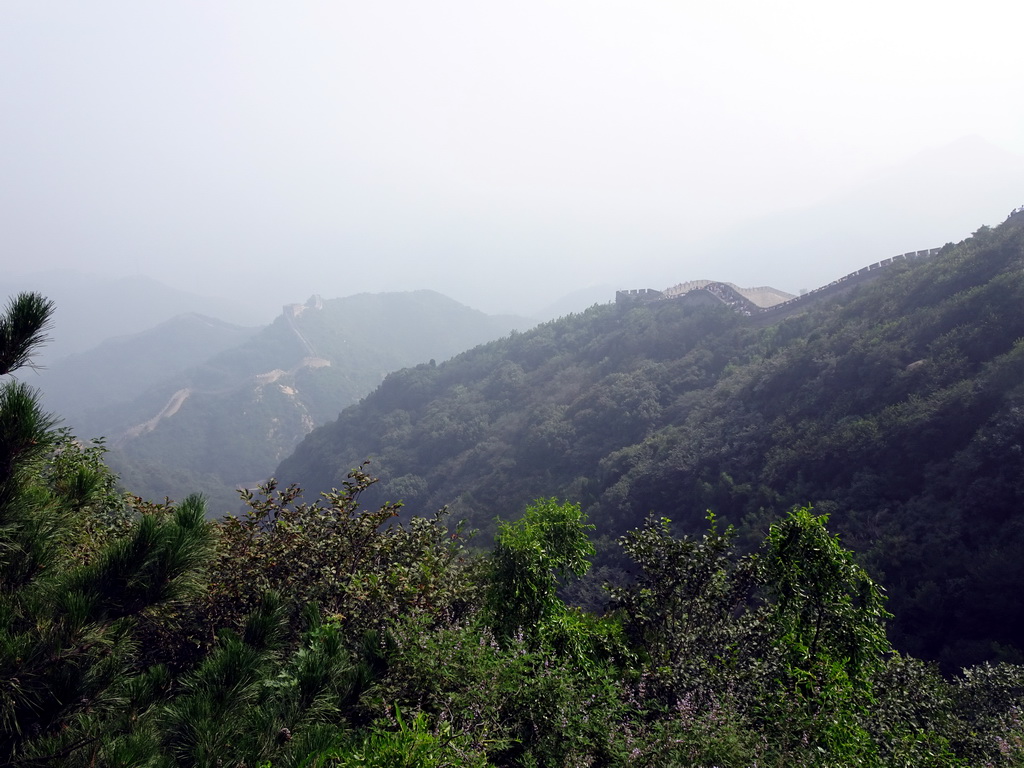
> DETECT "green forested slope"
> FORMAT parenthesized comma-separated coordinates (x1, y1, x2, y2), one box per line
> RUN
(279, 217, 1024, 668)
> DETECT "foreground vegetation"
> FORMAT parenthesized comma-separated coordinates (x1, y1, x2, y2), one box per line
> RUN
(3, 292, 1024, 766)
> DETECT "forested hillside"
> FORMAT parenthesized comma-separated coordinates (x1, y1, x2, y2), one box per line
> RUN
(280, 215, 1024, 670)
(70, 291, 526, 514)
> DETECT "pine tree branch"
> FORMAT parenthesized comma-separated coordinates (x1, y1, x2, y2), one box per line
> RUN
(0, 292, 55, 376)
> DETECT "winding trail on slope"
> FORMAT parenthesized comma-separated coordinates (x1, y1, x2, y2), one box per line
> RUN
(115, 387, 192, 446)
(283, 301, 318, 358)
(116, 297, 332, 446)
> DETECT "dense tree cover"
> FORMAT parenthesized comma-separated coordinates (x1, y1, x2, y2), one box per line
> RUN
(4, 290, 1024, 765)
(279, 216, 1024, 669)
(0, 294, 214, 765)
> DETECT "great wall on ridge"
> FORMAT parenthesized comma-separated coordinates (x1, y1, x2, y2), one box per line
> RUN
(615, 247, 947, 322)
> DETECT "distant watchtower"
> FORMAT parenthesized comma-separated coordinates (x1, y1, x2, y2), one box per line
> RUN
(615, 288, 664, 306)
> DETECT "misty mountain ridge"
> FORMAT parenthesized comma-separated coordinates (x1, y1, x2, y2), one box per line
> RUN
(6, 136, 1016, 330)
(63, 290, 531, 513)
(35, 312, 260, 421)
(0, 272, 273, 363)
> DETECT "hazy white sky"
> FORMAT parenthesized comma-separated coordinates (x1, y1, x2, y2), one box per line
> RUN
(3, 1, 1023, 317)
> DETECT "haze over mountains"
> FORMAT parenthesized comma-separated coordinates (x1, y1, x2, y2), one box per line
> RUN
(8, 3, 1024, 759)
(36, 313, 260, 419)
(4, 130, 1022, 672)
(7, 135, 1018, 539)
(6, 136, 1018, 532)
(32, 290, 528, 513)
(6, 136, 1023, 331)
(4, 201, 1024, 764)
(0, 273, 271, 365)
